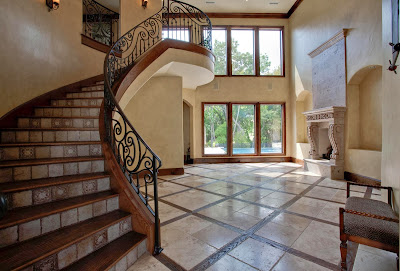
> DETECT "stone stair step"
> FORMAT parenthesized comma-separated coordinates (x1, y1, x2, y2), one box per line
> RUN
(17, 116, 99, 129)
(0, 210, 131, 270)
(1, 174, 110, 209)
(0, 142, 102, 161)
(34, 106, 100, 118)
(51, 98, 103, 107)
(0, 128, 100, 143)
(63, 232, 147, 271)
(66, 91, 104, 98)
(0, 172, 110, 193)
(82, 85, 104, 92)
(0, 156, 105, 182)
(0, 191, 119, 247)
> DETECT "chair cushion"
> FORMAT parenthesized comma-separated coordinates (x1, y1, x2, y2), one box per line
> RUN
(344, 197, 399, 247)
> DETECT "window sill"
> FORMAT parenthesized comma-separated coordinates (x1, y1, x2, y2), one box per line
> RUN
(214, 75, 285, 78)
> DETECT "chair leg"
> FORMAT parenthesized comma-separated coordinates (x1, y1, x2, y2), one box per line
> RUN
(397, 252, 399, 271)
(340, 239, 347, 270)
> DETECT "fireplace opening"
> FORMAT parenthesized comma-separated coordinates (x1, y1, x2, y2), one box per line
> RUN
(318, 127, 332, 160)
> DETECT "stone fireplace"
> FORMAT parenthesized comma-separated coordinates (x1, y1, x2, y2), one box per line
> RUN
(303, 30, 348, 180)
(303, 106, 346, 179)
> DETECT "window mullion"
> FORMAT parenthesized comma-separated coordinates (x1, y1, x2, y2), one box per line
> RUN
(227, 26, 232, 76)
(255, 27, 260, 76)
(227, 102, 233, 156)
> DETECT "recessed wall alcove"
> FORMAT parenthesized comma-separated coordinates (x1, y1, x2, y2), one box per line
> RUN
(345, 65, 382, 180)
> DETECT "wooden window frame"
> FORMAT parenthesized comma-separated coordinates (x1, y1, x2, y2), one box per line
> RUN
(212, 26, 285, 77)
(202, 102, 286, 157)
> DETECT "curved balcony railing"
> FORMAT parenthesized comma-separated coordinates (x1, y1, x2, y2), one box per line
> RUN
(103, 0, 212, 254)
(83, 0, 119, 46)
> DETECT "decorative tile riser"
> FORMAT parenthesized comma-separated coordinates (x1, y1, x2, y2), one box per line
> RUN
(82, 85, 104, 92)
(106, 239, 147, 271)
(5, 177, 111, 209)
(0, 160, 105, 183)
(9, 216, 132, 270)
(0, 195, 119, 247)
(66, 91, 104, 98)
(0, 130, 101, 143)
(17, 118, 99, 129)
(0, 144, 102, 161)
(51, 99, 103, 107)
(34, 108, 100, 118)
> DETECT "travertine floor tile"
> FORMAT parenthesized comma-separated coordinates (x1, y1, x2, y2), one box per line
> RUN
(229, 238, 285, 271)
(149, 201, 187, 223)
(193, 223, 240, 249)
(272, 253, 330, 271)
(127, 253, 170, 271)
(353, 245, 397, 271)
(206, 255, 257, 271)
(292, 221, 340, 265)
(256, 221, 303, 246)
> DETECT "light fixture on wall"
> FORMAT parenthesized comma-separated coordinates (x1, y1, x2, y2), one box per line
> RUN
(142, 0, 148, 8)
(46, 0, 60, 11)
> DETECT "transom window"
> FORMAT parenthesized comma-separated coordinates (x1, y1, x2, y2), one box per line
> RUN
(203, 103, 285, 156)
(211, 27, 284, 77)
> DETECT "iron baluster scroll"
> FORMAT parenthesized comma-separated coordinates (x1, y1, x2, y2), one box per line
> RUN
(103, 0, 212, 255)
(83, 0, 119, 46)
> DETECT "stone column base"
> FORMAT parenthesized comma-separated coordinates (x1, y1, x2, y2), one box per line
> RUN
(304, 159, 344, 180)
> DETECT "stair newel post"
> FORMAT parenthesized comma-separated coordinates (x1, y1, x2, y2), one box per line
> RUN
(152, 154, 163, 255)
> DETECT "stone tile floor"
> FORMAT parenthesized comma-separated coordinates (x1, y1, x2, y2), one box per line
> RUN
(129, 162, 397, 271)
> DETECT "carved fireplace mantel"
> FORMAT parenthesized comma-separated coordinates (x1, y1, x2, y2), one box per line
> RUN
(303, 106, 346, 179)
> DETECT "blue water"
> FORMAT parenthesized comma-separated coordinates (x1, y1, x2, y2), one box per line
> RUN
(223, 148, 282, 154)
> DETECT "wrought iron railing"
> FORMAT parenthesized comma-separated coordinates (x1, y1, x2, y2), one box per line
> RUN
(103, 0, 212, 255)
(83, 0, 119, 46)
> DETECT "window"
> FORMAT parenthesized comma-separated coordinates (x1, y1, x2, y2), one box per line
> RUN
(203, 103, 285, 156)
(203, 104, 228, 155)
(260, 104, 283, 153)
(211, 26, 284, 77)
(231, 29, 255, 75)
(232, 104, 256, 154)
(212, 28, 227, 75)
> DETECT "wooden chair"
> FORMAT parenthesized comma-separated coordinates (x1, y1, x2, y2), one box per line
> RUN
(339, 182, 399, 270)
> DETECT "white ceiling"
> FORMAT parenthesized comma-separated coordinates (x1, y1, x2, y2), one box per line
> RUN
(181, 0, 298, 14)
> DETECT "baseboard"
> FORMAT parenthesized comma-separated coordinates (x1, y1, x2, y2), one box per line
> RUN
(158, 168, 184, 176)
(290, 157, 305, 166)
(193, 156, 291, 164)
(344, 171, 381, 186)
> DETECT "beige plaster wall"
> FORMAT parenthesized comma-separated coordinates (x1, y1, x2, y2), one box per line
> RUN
(381, 0, 400, 213)
(359, 68, 382, 151)
(289, 0, 382, 164)
(346, 149, 381, 181)
(120, 0, 162, 36)
(0, 0, 107, 117)
(124, 76, 184, 169)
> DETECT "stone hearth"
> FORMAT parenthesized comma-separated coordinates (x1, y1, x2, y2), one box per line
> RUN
(303, 106, 346, 179)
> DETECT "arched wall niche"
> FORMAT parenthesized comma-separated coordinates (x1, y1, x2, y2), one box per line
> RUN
(345, 65, 382, 180)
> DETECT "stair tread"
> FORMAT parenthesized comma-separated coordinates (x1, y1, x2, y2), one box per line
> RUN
(0, 128, 99, 131)
(35, 105, 101, 108)
(0, 156, 104, 168)
(0, 210, 130, 270)
(63, 231, 146, 271)
(0, 190, 117, 229)
(65, 90, 103, 94)
(51, 97, 104, 100)
(0, 141, 101, 147)
(0, 172, 110, 193)
(18, 116, 99, 119)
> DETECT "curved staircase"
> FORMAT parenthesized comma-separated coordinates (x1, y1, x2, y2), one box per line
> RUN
(0, 81, 147, 270)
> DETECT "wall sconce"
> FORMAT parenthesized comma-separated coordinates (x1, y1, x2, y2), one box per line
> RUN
(46, 0, 60, 11)
(142, 0, 148, 8)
